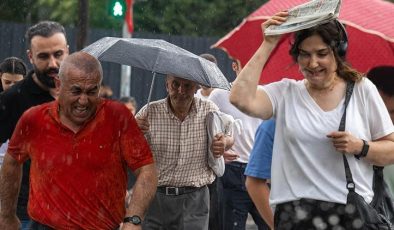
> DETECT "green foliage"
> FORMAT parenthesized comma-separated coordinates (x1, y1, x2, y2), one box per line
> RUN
(0, 0, 123, 30)
(2, 0, 394, 37)
(133, 0, 264, 36)
(13, 0, 394, 37)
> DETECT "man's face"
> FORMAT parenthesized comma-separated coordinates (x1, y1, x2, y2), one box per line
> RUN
(57, 68, 101, 128)
(124, 102, 136, 115)
(28, 33, 69, 88)
(380, 91, 394, 124)
(166, 76, 198, 109)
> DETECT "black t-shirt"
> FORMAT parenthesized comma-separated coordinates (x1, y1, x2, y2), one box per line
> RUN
(0, 71, 54, 220)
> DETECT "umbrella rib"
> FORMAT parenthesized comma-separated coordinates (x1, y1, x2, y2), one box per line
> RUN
(146, 72, 157, 115)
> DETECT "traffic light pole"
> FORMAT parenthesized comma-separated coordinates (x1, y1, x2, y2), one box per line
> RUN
(120, 22, 132, 97)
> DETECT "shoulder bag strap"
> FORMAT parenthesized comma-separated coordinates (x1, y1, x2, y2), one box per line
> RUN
(339, 81, 356, 192)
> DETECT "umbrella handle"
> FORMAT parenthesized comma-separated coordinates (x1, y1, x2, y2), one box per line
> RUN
(146, 72, 157, 116)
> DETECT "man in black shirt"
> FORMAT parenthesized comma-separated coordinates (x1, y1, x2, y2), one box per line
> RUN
(0, 21, 69, 229)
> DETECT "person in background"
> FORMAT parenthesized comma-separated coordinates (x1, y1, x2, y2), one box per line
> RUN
(0, 52, 157, 230)
(0, 57, 27, 93)
(244, 119, 276, 229)
(367, 66, 394, 195)
(195, 53, 216, 100)
(0, 57, 28, 168)
(230, 11, 394, 228)
(99, 83, 114, 99)
(120, 96, 138, 116)
(0, 21, 69, 229)
(119, 96, 139, 206)
(136, 74, 233, 229)
(209, 59, 268, 230)
(195, 53, 224, 230)
(367, 66, 394, 123)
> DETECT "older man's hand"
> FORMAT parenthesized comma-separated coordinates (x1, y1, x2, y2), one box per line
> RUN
(211, 133, 226, 158)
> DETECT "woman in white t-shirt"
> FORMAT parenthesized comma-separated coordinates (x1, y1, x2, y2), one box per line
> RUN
(230, 11, 394, 229)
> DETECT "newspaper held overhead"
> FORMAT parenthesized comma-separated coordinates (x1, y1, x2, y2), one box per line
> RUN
(264, 0, 341, 36)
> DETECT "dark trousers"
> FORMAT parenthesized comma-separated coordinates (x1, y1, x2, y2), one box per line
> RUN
(274, 199, 356, 230)
(28, 221, 53, 230)
(222, 162, 270, 230)
(143, 185, 209, 230)
(208, 177, 223, 230)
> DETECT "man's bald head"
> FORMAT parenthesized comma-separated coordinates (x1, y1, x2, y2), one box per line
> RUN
(59, 52, 103, 84)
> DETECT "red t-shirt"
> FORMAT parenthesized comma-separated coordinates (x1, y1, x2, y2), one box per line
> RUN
(8, 99, 154, 229)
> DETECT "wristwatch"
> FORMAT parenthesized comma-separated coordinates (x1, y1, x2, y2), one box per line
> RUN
(123, 215, 142, 225)
(355, 139, 369, 160)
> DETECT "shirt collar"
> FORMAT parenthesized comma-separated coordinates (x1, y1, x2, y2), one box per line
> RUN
(165, 96, 197, 120)
(49, 99, 105, 131)
(25, 71, 45, 95)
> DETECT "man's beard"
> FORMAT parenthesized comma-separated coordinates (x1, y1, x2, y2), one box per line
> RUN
(34, 65, 59, 88)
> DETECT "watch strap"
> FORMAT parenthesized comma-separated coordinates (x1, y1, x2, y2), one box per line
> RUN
(355, 139, 369, 160)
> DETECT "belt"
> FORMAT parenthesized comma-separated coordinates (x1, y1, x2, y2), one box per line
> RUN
(228, 161, 247, 169)
(157, 186, 205, 196)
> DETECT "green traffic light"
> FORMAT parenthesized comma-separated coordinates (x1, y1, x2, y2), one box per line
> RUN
(108, 0, 126, 18)
(113, 2, 123, 17)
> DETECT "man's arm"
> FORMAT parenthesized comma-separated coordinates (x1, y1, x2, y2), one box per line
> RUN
(0, 154, 23, 230)
(245, 177, 274, 229)
(122, 163, 157, 229)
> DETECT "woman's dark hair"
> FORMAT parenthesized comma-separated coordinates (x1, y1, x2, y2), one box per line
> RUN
(0, 57, 28, 92)
(289, 20, 362, 82)
(0, 57, 27, 76)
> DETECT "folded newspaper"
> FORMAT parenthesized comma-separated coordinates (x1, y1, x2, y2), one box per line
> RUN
(206, 111, 242, 177)
(265, 0, 341, 36)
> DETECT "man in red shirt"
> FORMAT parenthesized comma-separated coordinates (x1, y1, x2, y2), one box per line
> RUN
(0, 52, 157, 230)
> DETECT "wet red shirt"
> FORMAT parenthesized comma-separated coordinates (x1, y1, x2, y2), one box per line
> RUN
(8, 99, 153, 229)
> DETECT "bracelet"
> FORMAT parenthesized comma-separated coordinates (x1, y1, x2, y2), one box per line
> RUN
(355, 139, 369, 160)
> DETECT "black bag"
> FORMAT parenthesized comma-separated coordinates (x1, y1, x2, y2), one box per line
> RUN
(340, 81, 394, 229)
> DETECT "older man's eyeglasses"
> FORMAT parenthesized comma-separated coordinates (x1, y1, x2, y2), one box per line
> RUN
(171, 80, 194, 91)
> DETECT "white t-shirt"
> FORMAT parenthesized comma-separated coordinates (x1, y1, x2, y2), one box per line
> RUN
(263, 78, 394, 207)
(0, 140, 8, 168)
(209, 88, 263, 163)
(195, 89, 210, 100)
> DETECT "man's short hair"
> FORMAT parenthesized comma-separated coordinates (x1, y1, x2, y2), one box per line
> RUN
(25, 21, 66, 48)
(120, 96, 137, 108)
(367, 66, 394, 97)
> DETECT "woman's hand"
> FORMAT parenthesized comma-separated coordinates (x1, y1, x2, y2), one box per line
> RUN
(261, 11, 289, 46)
(327, 131, 364, 155)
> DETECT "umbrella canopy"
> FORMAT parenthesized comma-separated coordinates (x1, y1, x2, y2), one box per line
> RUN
(213, 0, 394, 84)
(83, 37, 231, 90)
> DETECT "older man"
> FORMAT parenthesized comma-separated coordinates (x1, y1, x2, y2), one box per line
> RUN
(136, 75, 233, 229)
(0, 52, 157, 230)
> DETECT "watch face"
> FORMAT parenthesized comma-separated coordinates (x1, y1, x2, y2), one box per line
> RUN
(131, 216, 141, 224)
(124, 215, 141, 225)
